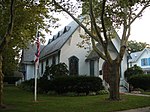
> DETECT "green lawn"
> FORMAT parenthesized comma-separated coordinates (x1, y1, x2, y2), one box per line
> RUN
(1, 86, 150, 112)
(142, 91, 150, 95)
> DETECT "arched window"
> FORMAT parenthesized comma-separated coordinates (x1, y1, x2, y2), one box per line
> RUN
(69, 56, 79, 76)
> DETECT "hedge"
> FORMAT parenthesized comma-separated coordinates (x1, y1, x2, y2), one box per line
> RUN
(20, 76, 103, 95)
(52, 76, 103, 95)
(20, 79, 35, 92)
(129, 74, 150, 91)
(4, 76, 21, 84)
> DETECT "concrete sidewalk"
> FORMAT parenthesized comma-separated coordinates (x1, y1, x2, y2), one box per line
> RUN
(116, 106, 150, 112)
(125, 93, 150, 97)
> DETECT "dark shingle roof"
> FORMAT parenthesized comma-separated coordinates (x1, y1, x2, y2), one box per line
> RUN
(40, 20, 81, 60)
(21, 44, 44, 64)
(86, 41, 116, 60)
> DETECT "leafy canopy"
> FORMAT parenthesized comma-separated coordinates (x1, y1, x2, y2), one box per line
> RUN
(0, 0, 59, 75)
(127, 40, 149, 53)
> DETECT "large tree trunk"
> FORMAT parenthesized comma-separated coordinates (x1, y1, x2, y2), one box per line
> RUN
(0, 53, 4, 107)
(108, 60, 121, 100)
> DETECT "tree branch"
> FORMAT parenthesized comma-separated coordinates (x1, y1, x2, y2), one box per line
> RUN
(52, 0, 99, 42)
(100, 0, 113, 62)
(129, 1, 150, 26)
(91, 38, 107, 60)
(101, 0, 108, 44)
(89, 0, 104, 47)
(126, 7, 132, 40)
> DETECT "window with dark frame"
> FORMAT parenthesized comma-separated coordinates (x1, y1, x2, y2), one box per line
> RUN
(69, 56, 79, 76)
(41, 62, 44, 74)
(46, 59, 49, 66)
(90, 60, 94, 76)
(52, 55, 56, 65)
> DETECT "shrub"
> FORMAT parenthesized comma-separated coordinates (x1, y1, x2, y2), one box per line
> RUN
(124, 65, 144, 81)
(20, 76, 103, 96)
(20, 78, 54, 94)
(38, 78, 54, 93)
(97, 90, 109, 95)
(52, 76, 103, 95)
(4, 76, 21, 84)
(129, 74, 150, 91)
(20, 79, 34, 92)
(133, 88, 144, 92)
(43, 63, 69, 79)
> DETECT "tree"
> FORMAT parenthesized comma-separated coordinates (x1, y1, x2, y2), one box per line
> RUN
(0, 0, 57, 107)
(52, 0, 150, 100)
(127, 40, 149, 53)
(128, 40, 148, 52)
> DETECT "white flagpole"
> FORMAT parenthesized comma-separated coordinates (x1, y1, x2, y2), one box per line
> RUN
(34, 62, 38, 102)
(34, 25, 39, 102)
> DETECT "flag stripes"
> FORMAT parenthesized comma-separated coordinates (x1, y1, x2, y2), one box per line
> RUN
(35, 32, 40, 63)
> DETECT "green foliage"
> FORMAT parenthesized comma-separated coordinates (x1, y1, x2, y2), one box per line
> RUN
(124, 65, 144, 81)
(20, 78, 54, 94)
(0, 1, 55, 44)
(127, 40, 149, 53)
(43, 63, 69, 79)
(129, 74, 150, 91)
(50, 63, 69, 77)
(20, 76, 103, 95)
(50, 76, 103, 95)
(0, 1, 59, 76)
(20, 79, 35, 92)
(38, 77, 54, 93)
(4, 76, 21, 84)
(42, 66, 51, 80)
(2, 46, 19, 76)
(97, 90, 109, 95)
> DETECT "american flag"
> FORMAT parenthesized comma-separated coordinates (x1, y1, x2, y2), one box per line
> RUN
(35, 31, 40, 64)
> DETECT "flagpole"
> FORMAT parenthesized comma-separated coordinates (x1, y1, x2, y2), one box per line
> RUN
(34, 25, 39, 102)
(34, 62, 38, 102)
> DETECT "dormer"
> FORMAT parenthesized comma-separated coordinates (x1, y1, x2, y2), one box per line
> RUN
(63, 26, 71, 33)
(47, 39, 52, 44)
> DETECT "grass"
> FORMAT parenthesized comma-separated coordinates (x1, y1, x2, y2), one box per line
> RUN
(142, 91, 150, 95)
(1, 86, 150, 112)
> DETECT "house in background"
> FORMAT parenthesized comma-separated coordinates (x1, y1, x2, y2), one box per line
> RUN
(129, 47, 150, 74)
(20, 20, 129, 92)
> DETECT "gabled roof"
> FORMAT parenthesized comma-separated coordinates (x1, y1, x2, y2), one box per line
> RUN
(129, 47, 150, 63)
(86, 41, 117, 60)
(129, 51, 142, 62)
(21, 44, 44, 64)
(40, 20, 81, 60)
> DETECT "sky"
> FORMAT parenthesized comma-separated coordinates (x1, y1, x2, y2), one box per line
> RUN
(128, 8, 150, 44)
(45, 7, 150, 45)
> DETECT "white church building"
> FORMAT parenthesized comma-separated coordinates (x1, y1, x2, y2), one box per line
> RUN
(20, 20, 129, 92)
